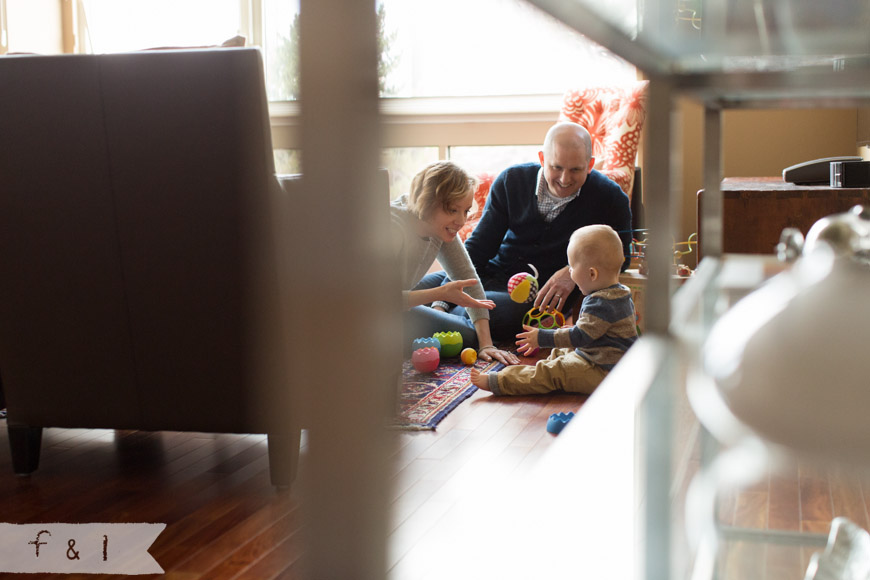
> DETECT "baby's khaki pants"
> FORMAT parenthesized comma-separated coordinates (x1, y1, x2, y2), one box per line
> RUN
(496, 347, 607, 396)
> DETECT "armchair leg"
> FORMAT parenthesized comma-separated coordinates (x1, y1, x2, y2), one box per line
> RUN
(267, 429, 301, 488)
(8, 425, 43, 475)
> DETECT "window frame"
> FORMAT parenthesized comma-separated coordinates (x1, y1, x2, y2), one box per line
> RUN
(0, 0, 8, 54)
(269, 94, 563, 156)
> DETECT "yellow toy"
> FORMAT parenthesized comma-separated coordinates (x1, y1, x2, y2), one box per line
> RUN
(522, 306, 566, 330)
(460, 348, 477, 365)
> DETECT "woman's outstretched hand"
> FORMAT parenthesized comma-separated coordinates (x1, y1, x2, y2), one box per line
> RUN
(440, 279, 495, 310)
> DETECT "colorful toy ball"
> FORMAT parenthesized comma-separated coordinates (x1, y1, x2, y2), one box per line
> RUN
(460, 347, 477, 365)
(412, 336, 441, 352)
(432, 331, 463, 358)
(507, 264, 539, 303)
(522, 306, 566, 330)
(411, 347, 440, 373)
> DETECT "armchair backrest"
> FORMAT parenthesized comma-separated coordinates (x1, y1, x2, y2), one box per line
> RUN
(558, 81, 649, 198)
(0, 48, 289, 434)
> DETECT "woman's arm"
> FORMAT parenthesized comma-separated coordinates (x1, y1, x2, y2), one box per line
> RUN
(438, 237, 491, 322)
(407, 279, 495, 310)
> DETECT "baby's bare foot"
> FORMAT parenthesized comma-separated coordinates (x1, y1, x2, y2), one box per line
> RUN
(470, 368, 491, 391)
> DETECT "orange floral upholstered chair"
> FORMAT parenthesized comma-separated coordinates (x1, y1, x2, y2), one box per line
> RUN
(457, 172, 495, 242)
(558, 81, 648, 199)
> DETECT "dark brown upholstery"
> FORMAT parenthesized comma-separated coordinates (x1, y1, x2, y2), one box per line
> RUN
(0, 48, 300, 486)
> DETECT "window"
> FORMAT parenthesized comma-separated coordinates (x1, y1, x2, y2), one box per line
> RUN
(260, 0, 635, 101)
(378, 0, 635, 98)
(75, 0, 635, 99)
(0, 0, 8, 55)
(73, 0, 637, 193)
(79, 0, 241, 53)
(382, 147, 440, 200)
(259, 0, 637, 196)
(448, 145, 540, 176)
(273, 149, 302, 175)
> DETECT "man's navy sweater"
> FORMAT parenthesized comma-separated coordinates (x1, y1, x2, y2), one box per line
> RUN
(464, 162, 632, 285)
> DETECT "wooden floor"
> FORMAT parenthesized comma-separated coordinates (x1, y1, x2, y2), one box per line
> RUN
(2, 382, 870, 580)
(706, 456, 870, 580)
(0, 384, 587, 580)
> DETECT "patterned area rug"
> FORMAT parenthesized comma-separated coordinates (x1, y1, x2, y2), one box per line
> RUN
(393, 357, 505, 430)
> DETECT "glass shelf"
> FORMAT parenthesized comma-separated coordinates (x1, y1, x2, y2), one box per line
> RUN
(528, 0, 870, 106)
(519, 2, 870, 578)
(529, 0, 870, 71)
(666, 256, 827, 580)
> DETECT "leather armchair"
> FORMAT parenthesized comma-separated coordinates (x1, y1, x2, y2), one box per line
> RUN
(0, 48, 300, 486)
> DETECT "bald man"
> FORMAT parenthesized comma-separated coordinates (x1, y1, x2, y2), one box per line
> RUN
(460, 122, 632, 341)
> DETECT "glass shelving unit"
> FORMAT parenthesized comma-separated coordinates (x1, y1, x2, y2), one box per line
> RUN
(522, 1, 870, 578)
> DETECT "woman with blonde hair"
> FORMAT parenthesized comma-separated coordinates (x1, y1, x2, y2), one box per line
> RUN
(391, 161, 518, 366)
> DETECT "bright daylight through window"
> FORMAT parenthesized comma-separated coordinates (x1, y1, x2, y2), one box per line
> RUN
(78, 0, 637, 194)
(77, 0, 636, 98)
(262, 0, 635, 99)
(79, 0, 241, 53)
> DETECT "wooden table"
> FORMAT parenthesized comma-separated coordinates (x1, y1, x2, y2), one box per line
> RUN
(697, 177, 870, 259)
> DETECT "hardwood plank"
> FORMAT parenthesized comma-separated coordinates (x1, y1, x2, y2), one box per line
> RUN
(799, 463, 834, 532)
(768, 463, 802, 532)
(766, 544, 807, 580)
(389, 432, 442, 475)
(151, 474, 278, 570)
(733, 489, 768, 529)
(191, 508, 302, 579)
(717, 484, 738, 527)
(390, 477, 448, 532)
(386, 498, 453, 571)
(6, 373, 870, 580)
(717, 539, 766, 580)
(231, 530, 303, 580)
(829, 467, 870, 529)
(172, 491, 299, 575)
(415, 426, 473, 461)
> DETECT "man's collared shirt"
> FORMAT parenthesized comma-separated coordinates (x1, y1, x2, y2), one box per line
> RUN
(535, 168, 580, 222)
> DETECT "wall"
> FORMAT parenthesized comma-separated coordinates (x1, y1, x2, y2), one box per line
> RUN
(678, 102, 859, 265)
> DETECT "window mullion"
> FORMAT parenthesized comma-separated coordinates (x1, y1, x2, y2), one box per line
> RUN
(240, 0, 263, 47)
(61, 0, 78, 54)
(0, 0, 7, 55)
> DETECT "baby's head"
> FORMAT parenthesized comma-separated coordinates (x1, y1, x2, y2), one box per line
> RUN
(567, 225, 624, 294)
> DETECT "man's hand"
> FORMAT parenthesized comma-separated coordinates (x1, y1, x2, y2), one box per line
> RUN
(534, 266, 575, 312)
(515, 324, 540, 356)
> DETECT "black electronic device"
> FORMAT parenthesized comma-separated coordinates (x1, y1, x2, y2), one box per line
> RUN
(831, 160, 870, 188)
(782, 156, 863, 184)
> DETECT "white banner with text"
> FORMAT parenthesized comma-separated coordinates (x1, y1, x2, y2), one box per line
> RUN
(0, 523, 165, 574)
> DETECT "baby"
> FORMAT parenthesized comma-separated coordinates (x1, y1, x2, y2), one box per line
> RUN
(470, 224, 637, 396)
